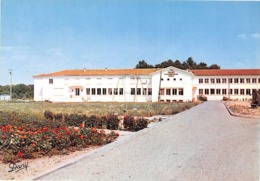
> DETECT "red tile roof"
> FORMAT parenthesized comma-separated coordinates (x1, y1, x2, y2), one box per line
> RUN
(191, 69, 260, 76)
(33, 68, 158, 77)
(33, 68, 260, 77)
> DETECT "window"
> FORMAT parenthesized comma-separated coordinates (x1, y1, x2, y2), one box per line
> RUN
(199, 79, 203, 83)
(246, 78, 251, 83)
(49, 79, 53, 84)
(205, 79, 209, 83)
(103, 88, 107, 95)
(258, 78, 260, 83)
(114, 88, 118, 95)
(180, 78, 182, 81)
(222, 89, 227, 95)
(222, 78, 227, 83)
(119, 88, 124, 95)
(91, 88, 96, 95)
(97, 88, 101, 95)
(228, 78, 233, 83)
(159, 89, 164, 95)
(210, 79, 215, 84)
(172, 89, 177, 95)
(216, 89, 221, 95)
(252, 78, 256, 83)
(173, 78, 176, 81)
(234, 89, 239, 95)
(166, 89, 171, 95)
(246, 89, 251, 95)
(240, 78, 244, 83)
(205, 89, 209, 95)
(167, 78, 170, 81)
(143, 88, 147, 95)
(137, 88, 141, 95)
(108, 88, 113, 95)
(234, 78, 239, 83)
(86, 88, 90, 95)
(199, 89, 203, 95)
(131, 88, 135, 95)
(178, 88, 184, 95)
(229, 89, 233, 95)
(75, 88, 80, 96)
(210, 89, 215, 95)
(161, 78, 164, 81)
(240, 89, 244, 95)
(148, 88, 152, 95)
(216, 79, 221, 83)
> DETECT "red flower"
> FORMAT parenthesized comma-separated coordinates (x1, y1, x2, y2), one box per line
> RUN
(123, 116, 127, 120)
(1, 126, 7, 133)
(116, 133, 119, 136)
(17, 151, 23, 157)
(59, 135, 63, 139)
(79, 135, 83, 139)
(79, 123, 83, 128)
(66, 130, 71, 135)
(91, 128, 97, 133)
(1, 135, 6, 139)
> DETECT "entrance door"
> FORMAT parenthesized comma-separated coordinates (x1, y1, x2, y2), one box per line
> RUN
(75, 88, 80, 96)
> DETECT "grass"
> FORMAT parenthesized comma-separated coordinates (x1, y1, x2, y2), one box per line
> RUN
(0, 100, 198, 117)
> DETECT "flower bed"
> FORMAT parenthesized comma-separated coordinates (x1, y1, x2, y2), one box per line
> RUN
(0, 111, 118, 163)
(0, 111, 149, 163)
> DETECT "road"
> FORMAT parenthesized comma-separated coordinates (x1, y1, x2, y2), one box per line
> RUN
(36, 101, 259, 181)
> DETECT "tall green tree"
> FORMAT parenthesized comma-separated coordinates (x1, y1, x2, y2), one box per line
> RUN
(135, 60, 154, 69)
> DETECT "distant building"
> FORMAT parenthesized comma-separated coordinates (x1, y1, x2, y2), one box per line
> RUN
(0, 94, 11, 101)
(33, 66, 260, 102)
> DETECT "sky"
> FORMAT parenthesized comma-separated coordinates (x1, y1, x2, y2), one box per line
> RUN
(0, 0, 259, 85)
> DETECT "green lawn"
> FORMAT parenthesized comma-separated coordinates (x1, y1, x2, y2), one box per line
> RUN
(0, 101, 197, 117)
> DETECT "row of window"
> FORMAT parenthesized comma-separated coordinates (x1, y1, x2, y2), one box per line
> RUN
(161, 78, 183, 81)
(159, 88, 184, 96)
(199, 78, 260, 84)
(199, 88, 259, 95)
(83, 88, 152, 96)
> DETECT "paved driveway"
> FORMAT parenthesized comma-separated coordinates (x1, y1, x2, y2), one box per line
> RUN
(36, 101, 259, 181)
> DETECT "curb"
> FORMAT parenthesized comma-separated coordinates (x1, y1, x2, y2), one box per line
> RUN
(224, 102, 260, 119)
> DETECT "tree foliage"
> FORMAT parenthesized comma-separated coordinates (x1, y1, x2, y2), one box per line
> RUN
(135, 57, 221, 69)
(0, 84, 34, 99)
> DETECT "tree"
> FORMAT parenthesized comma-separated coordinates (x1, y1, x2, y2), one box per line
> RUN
(197, 62, 208, 69)
(135, 60, 154, 69)
(209, 64, 221, 69)
(155, 59, 175, 68)
(185, 57, 197, 69)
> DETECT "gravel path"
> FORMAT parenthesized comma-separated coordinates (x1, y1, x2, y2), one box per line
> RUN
(36, 101, 259, 181)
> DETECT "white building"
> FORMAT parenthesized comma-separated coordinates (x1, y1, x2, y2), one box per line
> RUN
(0, 94, 11, 101)
(33, 66, 260, 102)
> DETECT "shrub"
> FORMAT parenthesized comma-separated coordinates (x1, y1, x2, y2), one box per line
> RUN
(135, 118, 148, 131)
(106, 114, 120, 130)
(64, 113, 87, 127)
(44, 110, 55, 120)
(123, 116, 148, 131)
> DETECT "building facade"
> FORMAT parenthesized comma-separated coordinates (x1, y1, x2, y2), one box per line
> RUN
(33, 66, 260, 102)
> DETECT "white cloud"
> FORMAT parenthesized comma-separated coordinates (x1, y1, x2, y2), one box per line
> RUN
(238, 33, 260, 40)
(238, 34, 247, 39)
(251, 33, 260, 39)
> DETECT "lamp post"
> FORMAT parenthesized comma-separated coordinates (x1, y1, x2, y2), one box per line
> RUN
(8, 69, 12, 100)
